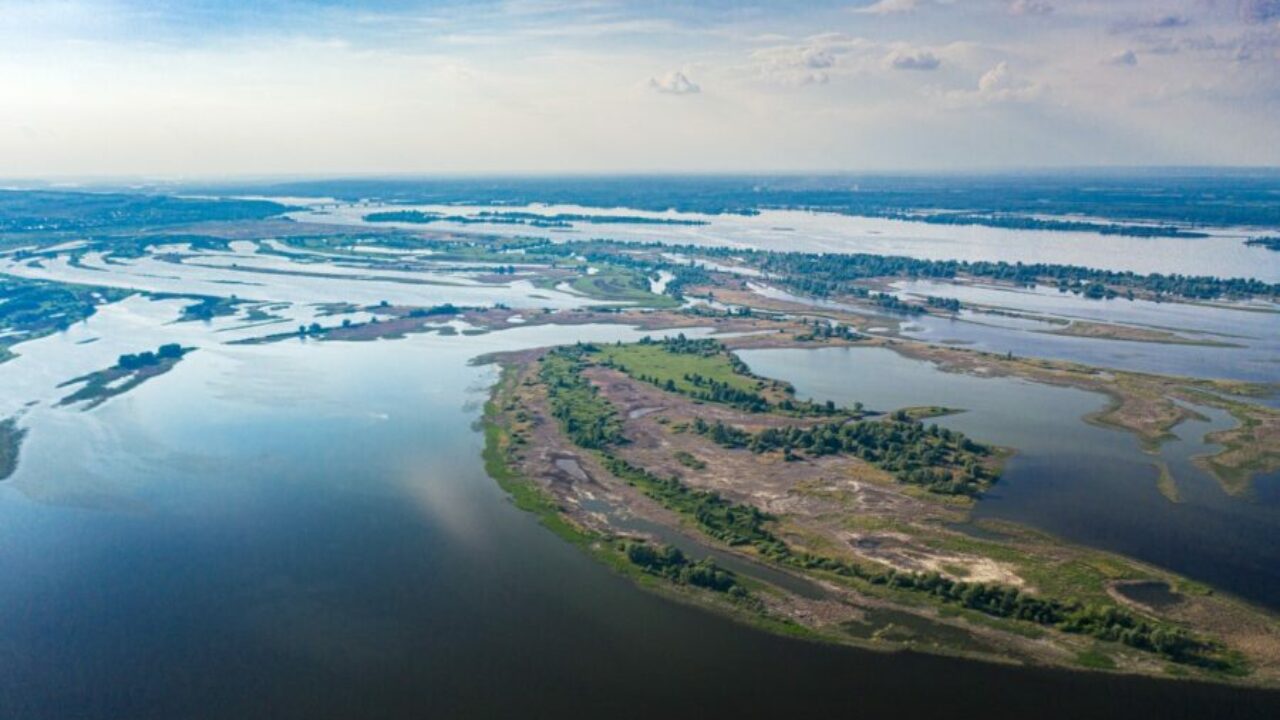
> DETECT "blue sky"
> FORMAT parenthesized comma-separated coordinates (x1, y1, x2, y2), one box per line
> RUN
(1, 0, 1277, 176)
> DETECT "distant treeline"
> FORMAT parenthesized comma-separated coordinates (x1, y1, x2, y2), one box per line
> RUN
(855, 210, 1209, 238)
(0, 190, 286, 234)
(1245, 236, 1280, 251)
(234, 172, 1280, 228)
(732, 248, 1279, 301)
(554, 239, 1280, 302)
(363, 209, 706, 228)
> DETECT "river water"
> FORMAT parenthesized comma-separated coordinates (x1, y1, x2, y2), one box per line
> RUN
(287, 200, 1280, 282)
(739, 346, 1280, 610)
(0, 243, 1278, 716)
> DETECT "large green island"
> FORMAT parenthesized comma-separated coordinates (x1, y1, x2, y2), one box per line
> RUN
(481, 327, 1280, 686)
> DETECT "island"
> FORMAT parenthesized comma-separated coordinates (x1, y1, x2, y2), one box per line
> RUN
(0, 417, 25, 481)
(58, 343, 193, 408)
(482, 331, 1280, 685)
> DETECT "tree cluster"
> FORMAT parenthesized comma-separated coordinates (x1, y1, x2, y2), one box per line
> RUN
(624, 542, 747, 598)
(117, 343, 185, 370)
(691, 416, 993, 496)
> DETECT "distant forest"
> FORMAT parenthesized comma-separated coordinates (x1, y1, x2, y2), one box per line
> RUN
(207, 171, 1280, 228)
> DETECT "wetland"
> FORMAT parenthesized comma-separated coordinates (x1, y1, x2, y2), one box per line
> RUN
(1, 181, 1278, 718)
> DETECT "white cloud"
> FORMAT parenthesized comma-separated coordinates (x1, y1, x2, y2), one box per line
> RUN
(855, 0, 938, 16)
(648, 70, 700, 95)
(1008, 0, 1053, 16)
(977, 62, 1041, 100)
(942, 61, 1046, 107)
(885, 48, 941, 70)
(749, 34, 874, 85)
(1106, 49, 1138, 66)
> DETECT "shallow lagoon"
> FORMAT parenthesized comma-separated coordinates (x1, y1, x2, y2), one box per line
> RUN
(739, 346, 1280, 610)
(747, 282, 1280, 383)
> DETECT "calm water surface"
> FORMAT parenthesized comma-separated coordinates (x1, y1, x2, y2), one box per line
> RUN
(747, 283, 1280, 382)
(740, 346, 1280, 610)
(289, 201, 1280, 282)
(0, 315, 1277, 717)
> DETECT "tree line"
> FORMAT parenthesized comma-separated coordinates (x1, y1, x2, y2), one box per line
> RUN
(117, 343, 185, 370)
(623, 541, 750, 600)
(691, 414, 994, 496)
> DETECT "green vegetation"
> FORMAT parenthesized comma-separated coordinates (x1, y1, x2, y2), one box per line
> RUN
(539, 346, 627, 449)
(623, 541, 750, 599)
(794, 318, 861, 342)
(1076, 647, 1118, 670)
(1244, 236, 1280, 251)
(482, 392, 592, 546)
(60, 344, 192, 408)
(0, 277, 127, 358)
(673, 450, 706, 470)
(611, 451, 1230, 670)
(740, 250, 1279, 303)
(0, 417, 26, 482)
(926, 296, 962, 312)
(117, 343, 187, 370)
(867, 211, 1209, 239)
(1155, 462, 1182, 503)
(178, 296, 240, 322)
(593, 336, 854, 416)
(692, 413, 996, 496)
(596, 336, 772, 411)
(0, 189, 287, 234)
(560, 240, 1280, 302)
(532, 345, 1236, 672)
(406, 303, 462, 318)
(603, 454, 782, 549)
(364, 209, 706, 227)
(569, 268, 678, 308)
(485, 368, 762, 616)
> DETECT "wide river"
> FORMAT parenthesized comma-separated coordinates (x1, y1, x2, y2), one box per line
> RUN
(288, 200, 1280, 282)
(1, 228, 1278, 717)
(0, 299, 1277, 718)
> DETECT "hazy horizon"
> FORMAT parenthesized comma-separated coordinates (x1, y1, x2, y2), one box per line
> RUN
(6, 166, 1280, 189)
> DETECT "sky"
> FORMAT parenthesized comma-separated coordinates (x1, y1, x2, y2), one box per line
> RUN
(0, 0, 1278, 176)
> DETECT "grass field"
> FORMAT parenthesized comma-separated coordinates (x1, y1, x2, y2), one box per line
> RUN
(594, 342, 766, 395)
(570, 268, 679, 308)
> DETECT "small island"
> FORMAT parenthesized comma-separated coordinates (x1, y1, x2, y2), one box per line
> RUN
(0, 417, 26, 481)
(1244, 236, 1280, 251)
(58, 343, 193, 408)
